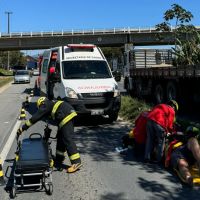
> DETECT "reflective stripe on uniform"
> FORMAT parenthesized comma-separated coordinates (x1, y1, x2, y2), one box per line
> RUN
(51, 101, 63, 120)
(172, 141, 183, 149)
(25, 120, 32, 127)
(69, 153, 80, 161)
(56, 150, 66, 156)
(59, 112, 77, 129)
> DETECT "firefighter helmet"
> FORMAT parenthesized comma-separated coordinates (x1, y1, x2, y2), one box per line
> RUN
(37, 97, 46, 108)
(168, 100, 178, 111)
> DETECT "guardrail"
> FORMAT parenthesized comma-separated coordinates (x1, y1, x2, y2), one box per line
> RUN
(0, 26, 176, 38)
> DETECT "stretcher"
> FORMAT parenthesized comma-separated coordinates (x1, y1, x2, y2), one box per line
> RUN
(11, 132, 54, 198)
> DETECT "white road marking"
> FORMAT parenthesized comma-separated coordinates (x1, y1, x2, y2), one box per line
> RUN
(0, 120, 21, 165)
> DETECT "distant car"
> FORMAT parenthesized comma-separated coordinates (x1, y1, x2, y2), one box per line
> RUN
(33, 69, 40, 76)
(14, 70, 30, 84)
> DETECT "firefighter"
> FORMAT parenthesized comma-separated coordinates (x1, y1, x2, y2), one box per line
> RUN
(17, 97, 82, 173)
(144, 100, 178, 163)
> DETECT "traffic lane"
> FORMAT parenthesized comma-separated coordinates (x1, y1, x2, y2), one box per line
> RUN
(0, 77, 36, 153)
(3, 113, 200, 200)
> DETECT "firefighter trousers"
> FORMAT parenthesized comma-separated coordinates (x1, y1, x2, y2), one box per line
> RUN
(56, 121, 81, 165)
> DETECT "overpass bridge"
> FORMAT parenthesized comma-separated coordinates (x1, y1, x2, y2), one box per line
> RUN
(0, 26, 199, 51)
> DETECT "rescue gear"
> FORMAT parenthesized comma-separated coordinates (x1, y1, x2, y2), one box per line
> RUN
(19, 108, 26, 120)
(19, 98, 81, 169)
(67, 163, 82, 173)
(30, 90, 34, 97)
(37, 97, 46, 108)
(168, 100, 178, 112)
(16, 128, 23, 141)
(0, 158, 5, 185)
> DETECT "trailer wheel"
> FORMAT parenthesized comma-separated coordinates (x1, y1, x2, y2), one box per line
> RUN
(154, 84, 164, 104)
(166, 82, 177, 101)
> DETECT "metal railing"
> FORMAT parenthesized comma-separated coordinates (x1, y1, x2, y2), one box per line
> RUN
(0, 26, 177, 38)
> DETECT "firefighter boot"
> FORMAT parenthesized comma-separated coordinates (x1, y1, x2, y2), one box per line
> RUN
(53, 155, 65, 171)
(67, 163, 82, 173)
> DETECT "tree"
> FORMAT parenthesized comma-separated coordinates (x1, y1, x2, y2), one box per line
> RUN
(0, 51, 26, 69)
(156, 4, 200, 66)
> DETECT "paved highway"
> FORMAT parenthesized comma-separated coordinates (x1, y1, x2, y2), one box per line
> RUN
(0, 77, 200, 200)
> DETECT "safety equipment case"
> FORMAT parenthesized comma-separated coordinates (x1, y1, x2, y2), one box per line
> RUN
(11, 133, 54, 198)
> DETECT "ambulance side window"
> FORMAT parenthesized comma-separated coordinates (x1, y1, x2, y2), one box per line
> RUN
(42, 59, 48, 73)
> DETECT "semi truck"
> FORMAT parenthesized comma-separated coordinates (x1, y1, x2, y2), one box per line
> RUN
(123, 46, 200, 106)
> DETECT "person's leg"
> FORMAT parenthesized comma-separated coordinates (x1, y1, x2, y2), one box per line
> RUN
(153, 123, 165, 162)
(61, 122, 82, 173)
(144, 120, 155, 161)
(187, 137, 200, 170)
(177, 159, 193, 186)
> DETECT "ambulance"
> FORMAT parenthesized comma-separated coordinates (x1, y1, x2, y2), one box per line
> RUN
(40, 44, 121, 122)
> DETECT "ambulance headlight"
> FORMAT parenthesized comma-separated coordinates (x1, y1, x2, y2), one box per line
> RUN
(65, 87, 78, 99)
(114, 85, 120, 97)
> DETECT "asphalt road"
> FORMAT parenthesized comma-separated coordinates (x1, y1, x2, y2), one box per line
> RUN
(0, 77, 200, 200)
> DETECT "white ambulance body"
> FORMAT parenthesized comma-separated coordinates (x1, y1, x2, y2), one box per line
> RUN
(40, 44, 121, 122)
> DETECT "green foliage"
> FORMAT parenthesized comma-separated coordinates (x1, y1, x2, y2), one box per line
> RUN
(0, 51, 26, 68)
(119, 96, 151, 122)
(0, 68, 13, 76)
(0, 76, 13, 87)
(172, 33, 200, 65)
(156, 4, 200, 66)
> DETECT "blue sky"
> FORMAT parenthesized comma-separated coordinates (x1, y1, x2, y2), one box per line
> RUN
(0, 0, 200, 33)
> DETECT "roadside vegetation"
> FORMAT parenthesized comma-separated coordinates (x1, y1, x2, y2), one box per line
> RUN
(119, 96, 151, 122)
(0, 68, 13, 88)
(156, 4, 200, 66)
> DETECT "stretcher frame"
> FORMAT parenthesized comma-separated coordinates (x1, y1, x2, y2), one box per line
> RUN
(11, 133, 54, 198)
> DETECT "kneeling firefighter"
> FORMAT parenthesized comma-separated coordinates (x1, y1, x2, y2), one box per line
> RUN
(17, 97, 82, 173)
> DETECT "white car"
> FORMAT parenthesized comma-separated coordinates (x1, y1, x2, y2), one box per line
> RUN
(14, 70, 30, 83)
(33, 69, 40, 76)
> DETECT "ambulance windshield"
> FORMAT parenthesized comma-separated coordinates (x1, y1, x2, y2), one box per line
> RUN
(62, 60, 112, 79)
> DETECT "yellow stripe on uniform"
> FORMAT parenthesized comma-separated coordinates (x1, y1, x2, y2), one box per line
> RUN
(70, 153, 80, 161)
(25, 120, 32, 127)
(172, 142, 183, 149)
(56, 150, 66, 156)
(59, 112, 77, 129)
(51, 101, 63, 120)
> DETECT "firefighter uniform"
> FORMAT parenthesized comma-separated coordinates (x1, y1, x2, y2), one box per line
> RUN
(17, 98, 81, 172)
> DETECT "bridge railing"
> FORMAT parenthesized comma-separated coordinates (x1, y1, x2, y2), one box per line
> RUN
(0, 26, 176, 38)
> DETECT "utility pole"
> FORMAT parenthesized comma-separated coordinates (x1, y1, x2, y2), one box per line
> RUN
(5, 11, 13, 70)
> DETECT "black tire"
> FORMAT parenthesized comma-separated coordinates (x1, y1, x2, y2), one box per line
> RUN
(154, 84, 165, 104)
(10, 186, 16, 199)
(166, 81, 177, 101)
(45, 183, 53, 195)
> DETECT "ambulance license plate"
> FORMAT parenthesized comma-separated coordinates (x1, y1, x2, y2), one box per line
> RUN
(91, 109, 104, 115)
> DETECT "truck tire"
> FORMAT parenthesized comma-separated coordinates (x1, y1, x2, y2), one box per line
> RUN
(154, 84, 164, 104)
(166, 81, 177, 101)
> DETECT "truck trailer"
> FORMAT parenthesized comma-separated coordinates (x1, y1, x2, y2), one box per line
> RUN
(123, 47, 200, 106)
